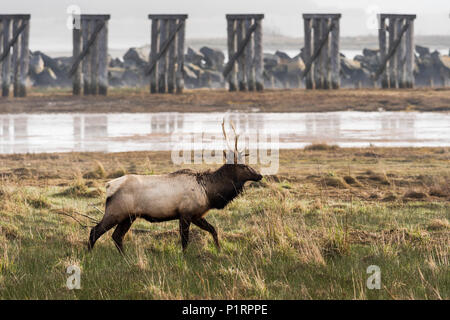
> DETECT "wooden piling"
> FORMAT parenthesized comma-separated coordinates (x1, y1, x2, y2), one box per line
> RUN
(396, 18, 405, 88)
(158, 19, 167, 93)
(2, 18, 11, 97)
(378, 16, 388, 88)
(245, 19, 254, 91)
(304, 18, 313, 89)
(72, 26, 82, 95)
(98, 20, 108, 95)
(254, 17, 263, 91)
(81, 19, 91, 95)
(18, 18, 29, 97)
(150, 19, 159, 93)
(176, 18, 186, 94)
(237, 20, 246, 91)
(312, 18, 321, 89)
(330, 17, 340, 89)
(12, 19, 20, 97)
(0, 22, 3, 88)
(321, 18, 331, 89)
(227, 19, 237, 91)
(388, 17, 397, 88)
(167, 20, 176, 93)
(405, 18, 414, 88)
(89, 20, 99, 95)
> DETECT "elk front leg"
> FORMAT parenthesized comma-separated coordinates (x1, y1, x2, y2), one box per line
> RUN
(193, 218, 220, 250)
(179, 218, 191, 252)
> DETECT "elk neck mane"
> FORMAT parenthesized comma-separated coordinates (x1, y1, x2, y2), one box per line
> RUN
(171, 166, 245, 209)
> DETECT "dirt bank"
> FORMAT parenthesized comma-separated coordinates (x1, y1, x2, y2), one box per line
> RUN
(0, 88, 449, 113)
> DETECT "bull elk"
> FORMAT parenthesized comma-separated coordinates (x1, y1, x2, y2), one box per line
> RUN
(87, 120, 262, 253)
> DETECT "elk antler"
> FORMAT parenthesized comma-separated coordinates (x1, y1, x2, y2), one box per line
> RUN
(222, 118, 245, 164)
(222, 118, 234, 152)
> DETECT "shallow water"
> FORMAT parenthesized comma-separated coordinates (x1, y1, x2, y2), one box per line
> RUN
(0, 111, 449, 154)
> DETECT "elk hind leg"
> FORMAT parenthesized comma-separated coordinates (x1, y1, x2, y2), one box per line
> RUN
(112, 216, 136, 254)
(193, 218, 220, 250)
(179, 218, 191, 252)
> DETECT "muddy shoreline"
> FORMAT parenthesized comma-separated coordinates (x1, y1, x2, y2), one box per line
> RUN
(0, 88, 449, 114)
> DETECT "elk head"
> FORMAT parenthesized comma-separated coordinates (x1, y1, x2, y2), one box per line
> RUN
(221, 119, 262, 182)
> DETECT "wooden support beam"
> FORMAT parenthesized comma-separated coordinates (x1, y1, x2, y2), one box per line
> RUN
(0, 15, 31, 20)
(321, 18, 331, 89)
(254, 18, 263, 91)
(148, 14, 188, 20)
(175, 19, 185, 93)
(303, 14, 342, 19)
(226, 14, 264, 20)
(396, 18, 406, 88)
(303, 18, 313, 89)
(12, 19, 20, 97)
(236, 19, 246, 91)
(378, 16, 388, 88)
(90, 19, 98, 95)
(312, 18, 321, 88)
(0, 22, 3, 90)
(226, 19, 237, 91)
(158, 19, 167, 93)
(245, 19, 255, 91)
(405, 18, 414, 88)
(82, 19, 91, 95)
(379, 14, 416, 19)
(150, 19, 159, 93)
(79, 14, 110, 20)
(388, 17, 397, 88)
(2, 18, 11, 97)
(98, 19, 108, 95)
(72, 27, 82, 95)
(330, 17, 340, 89)
(167, 20, 176, 93)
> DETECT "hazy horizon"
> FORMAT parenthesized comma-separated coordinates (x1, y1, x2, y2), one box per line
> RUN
(1, 0, 450, 53)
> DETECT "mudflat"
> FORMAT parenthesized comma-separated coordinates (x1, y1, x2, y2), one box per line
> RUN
(0, 88, 449, 113)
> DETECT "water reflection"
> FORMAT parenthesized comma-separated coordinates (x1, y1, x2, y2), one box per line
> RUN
(0, 111, 448, 154)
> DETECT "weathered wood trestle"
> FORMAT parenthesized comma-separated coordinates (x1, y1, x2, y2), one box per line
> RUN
(223, 14, 264, 92)
(0, 14, 30, 97)
(375, 14, 416, 88)
(147, 14, 188, 94)
(70, 14, 110, 95)
(302, 14, 341, 90)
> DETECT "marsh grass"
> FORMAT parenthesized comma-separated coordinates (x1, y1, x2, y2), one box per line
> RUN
(0, 148, 448, 299)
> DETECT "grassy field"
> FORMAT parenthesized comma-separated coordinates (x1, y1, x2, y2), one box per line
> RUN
(0, 147, 448, 299)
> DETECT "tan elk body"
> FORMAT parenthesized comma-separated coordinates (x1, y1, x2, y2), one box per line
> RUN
(87, 121, 263, 253)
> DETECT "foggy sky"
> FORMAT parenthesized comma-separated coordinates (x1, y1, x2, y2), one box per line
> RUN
(2, 0, 450, 52)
